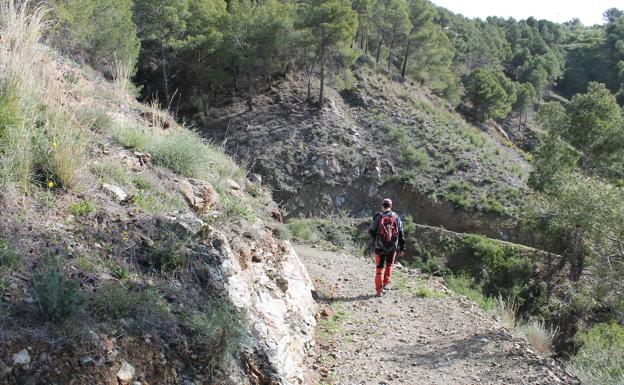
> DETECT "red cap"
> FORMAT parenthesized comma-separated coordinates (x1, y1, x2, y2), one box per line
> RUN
(382, 198, 392, 207)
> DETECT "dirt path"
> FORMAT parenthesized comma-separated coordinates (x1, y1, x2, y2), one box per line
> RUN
(297, 244, 578, 385)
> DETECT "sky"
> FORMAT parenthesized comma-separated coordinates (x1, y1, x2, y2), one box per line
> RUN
(430, 0, 622, 26)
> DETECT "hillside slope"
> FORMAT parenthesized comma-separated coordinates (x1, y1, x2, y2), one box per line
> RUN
(200, 61, 532, 241)
(0, 6, 314, 384)
(297, 244, 579, 385)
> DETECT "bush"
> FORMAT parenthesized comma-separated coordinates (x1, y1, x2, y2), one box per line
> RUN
(462, 234, 533, 299)
(568, 322, 624, 385)
(32, 257, 83, 322)
(288, 218, 320, 242)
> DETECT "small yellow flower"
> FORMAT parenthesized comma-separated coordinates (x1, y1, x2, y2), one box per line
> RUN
(52, 142, 58, 149)
(47, 181, 55, 188)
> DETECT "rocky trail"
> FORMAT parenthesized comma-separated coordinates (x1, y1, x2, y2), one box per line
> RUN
(297, 245, 578, 385)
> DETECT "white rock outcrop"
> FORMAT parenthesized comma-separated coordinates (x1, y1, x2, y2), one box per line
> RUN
(213, 231, 316, 385)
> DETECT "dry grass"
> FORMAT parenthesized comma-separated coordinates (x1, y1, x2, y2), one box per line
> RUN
(514, 319, 557, 356)
(0, 0, 86, 190)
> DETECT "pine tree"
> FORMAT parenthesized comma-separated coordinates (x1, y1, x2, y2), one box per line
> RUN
(133, 0, 191, 103)
(298, 0, 357, 106)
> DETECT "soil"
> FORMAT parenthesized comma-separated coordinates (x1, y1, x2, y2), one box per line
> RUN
(297, 244, 578, 385)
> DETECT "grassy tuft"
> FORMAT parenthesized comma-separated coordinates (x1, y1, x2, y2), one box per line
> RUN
(514, 319, 557, 356)
(32, 257, 83, 322)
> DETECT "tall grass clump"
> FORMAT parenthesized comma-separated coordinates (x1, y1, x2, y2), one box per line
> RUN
(150, 129, 213, 177)
(513, 319, 557, 356)
(0, 1, 86, 189)
(109, 117, 243, 185)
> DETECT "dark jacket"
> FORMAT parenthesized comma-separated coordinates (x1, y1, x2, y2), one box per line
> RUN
(368, 210, 406, 255)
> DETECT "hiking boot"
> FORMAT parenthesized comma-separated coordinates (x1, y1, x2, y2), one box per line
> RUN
(383, 284, 391, 291)
(375, 291, 383, 298)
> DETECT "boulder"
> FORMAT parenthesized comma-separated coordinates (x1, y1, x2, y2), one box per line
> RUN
(12, 349, 30, 366)
(226, 178, 241, 191)
(116, 360, 136, 382)
(179, 179, 218, 214)
(102, 183, 129, 202)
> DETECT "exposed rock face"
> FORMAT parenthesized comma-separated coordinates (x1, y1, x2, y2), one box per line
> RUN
(207, 231, 316, 384)
(179, 178, 219, 214)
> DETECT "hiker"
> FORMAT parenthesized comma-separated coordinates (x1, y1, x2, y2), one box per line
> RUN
(368, 198, 405, 297)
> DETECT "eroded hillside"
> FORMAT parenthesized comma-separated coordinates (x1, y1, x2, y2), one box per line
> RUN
(201, 61, 532, 240)
(0, 5, 314, 384)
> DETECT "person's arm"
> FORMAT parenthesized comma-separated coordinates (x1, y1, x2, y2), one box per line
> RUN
(397, 215, 406, 252)
(368, 213, 380, 238)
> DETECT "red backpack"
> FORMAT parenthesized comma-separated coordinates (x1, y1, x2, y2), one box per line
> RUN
(376, 212, 399, 250)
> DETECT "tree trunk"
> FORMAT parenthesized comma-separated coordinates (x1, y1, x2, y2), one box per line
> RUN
(161, 43, 170, 103)
(568, 226, 584, 282)
(375, 39, 383, 64)
(319, 37, 326, 107)
(388, 35, 395, 71)
(247, 74, 253, 111)
(401, 39, 411, 78)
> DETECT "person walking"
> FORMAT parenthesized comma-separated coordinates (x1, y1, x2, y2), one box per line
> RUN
(368, 198, 405, 297)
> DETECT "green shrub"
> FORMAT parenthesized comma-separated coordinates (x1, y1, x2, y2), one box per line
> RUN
(47, 0, 140, 76)
(463, 234, 533, 297)
(402, 145, 429, 170)
(68, 198, 95, 216)
(287, 218, 319, 242)
(334, 68, 356, 91)
(445, 274, 495, 312)
(32, 257, 83, 322)
(568, 322, 624, 385)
